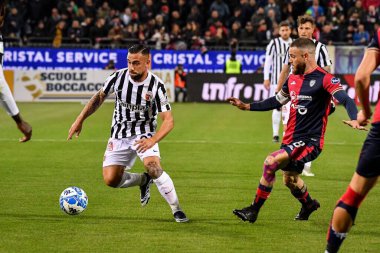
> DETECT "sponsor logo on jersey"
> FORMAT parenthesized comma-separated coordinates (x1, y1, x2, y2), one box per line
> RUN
(290, 81, 296, 85)
(117, 98, 148, 111)
(331, 77, 340, 85)
(310, 80, 316, 87)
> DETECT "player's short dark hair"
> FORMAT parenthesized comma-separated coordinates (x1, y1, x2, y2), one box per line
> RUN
(128, 44, 150, 55)
(297, 15, 315, 27)
(279, 21, 290, 28)
(290, 38, 316, 54)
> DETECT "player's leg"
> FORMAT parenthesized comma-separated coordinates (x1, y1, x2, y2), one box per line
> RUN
(143, 156, 188, 222)
(233, 149, 290, 223)
(272, 108, 281, 142)
(270, 85, 280, 142)
(283, 171, 320, 220)
(0, 69, 32, 142)
(282, 102, 290, 136)
(326, 124, 380, 252)
(325, 173, 377, 253)
(302, 161, 314, 177)
(102, 138, 150, 203)
(282, 141, 321, 220)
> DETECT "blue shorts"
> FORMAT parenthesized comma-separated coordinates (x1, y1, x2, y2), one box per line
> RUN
(281, 140, 322, 174)
(356, 123, 380, 178)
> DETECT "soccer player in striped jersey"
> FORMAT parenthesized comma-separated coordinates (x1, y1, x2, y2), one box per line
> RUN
(227, 38, 364, 224)
(68, 45, 188, 223)
(277, 15, 333, 177)
(263, 21, 293, 143)
(325, 28, 380, 253)
(0, 0, 32, 142)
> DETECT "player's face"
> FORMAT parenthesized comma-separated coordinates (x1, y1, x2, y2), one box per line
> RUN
(127, 53, 150, 82)
(279, 26, 291, 40)
(297, 22, 314, 39)
(289, 47, 306, 75)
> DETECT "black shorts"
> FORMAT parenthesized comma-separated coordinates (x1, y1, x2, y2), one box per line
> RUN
(281, 140, 322, 174)
(356, 123, 380, 178)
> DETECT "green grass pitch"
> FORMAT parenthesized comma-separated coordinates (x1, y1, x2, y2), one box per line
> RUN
(0, 102, 379, 253)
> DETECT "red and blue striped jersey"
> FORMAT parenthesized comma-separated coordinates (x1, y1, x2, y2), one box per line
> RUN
(368, 28, 380, 124)
(281, 67, 343, 148)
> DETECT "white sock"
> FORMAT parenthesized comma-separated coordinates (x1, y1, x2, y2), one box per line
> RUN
(117, 172, 144, 188)
(272, 109, 281, 136)
(304, 162, 312, 171)
(154, 171, 181, 213)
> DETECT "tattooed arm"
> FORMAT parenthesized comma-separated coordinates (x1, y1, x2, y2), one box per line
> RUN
(67, 89, 107, 140)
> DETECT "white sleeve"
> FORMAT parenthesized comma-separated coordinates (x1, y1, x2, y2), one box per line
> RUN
(263, 40, 274, 80)
(156, 82, 171, 112)
(102, 71, 119, 96)
(317, 43, 332, 67)
(0, 68, 19, 116)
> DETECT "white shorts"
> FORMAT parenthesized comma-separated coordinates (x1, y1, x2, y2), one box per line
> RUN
(282, 101, 291, 125)
(103, 133, 161, 169)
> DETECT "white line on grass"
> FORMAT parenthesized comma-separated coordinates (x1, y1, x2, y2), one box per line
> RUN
(0, 138, 363, 146)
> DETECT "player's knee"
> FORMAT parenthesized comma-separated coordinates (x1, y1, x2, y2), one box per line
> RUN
(262, 155, 278, 183)
(102, 168, 122, 188)
(144, 160, 162, 179)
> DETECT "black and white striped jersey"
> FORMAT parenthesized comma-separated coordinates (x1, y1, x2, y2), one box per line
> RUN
(283, 39, 332, 68)
(0, 35, 4, 66)
(102, 68, 171, 139)
(264, 37, 293, 85)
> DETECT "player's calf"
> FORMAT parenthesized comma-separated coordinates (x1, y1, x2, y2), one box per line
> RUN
(326, 186, 365, 252)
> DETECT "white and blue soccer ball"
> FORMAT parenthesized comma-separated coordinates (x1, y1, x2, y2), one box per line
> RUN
(59, 187, 88, 215)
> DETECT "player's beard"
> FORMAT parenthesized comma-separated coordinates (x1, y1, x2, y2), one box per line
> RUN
(293, 62, 306, 75)
(130, 72, 143, 82)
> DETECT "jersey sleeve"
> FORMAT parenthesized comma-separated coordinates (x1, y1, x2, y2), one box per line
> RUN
(102, 71, 119, 96)
(317, 43, 332, 68)
(323, 73, 343, 95)
(155, 82, 171, 112)
(263, 40, 274, 80)
(283, 47, 290, 65)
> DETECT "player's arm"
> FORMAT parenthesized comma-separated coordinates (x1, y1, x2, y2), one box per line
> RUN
(355, 48, 380, 123)
(322, 65, 331, 72)
(67, 89, 107, 140)
(227, 90, 289, 111)
(263, 41, 274, 90)
(319, 44, 332, 72)
(135, 111, 174, 153)
(332, 90, 366, 130)
(276, 64, 290, 92)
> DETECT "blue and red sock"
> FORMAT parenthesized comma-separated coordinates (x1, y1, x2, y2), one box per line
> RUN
(252, 184, 272, 211)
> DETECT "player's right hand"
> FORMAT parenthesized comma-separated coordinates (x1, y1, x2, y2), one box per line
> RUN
(226, 97, 249, 110)
(67, 120, 83, 140)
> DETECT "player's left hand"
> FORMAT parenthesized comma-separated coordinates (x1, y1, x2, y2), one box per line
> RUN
(134, 138, 156, 153)
(342, 120, 368, 131)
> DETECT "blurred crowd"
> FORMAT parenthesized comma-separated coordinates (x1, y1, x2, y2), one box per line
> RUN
(3, 0, 380, 49)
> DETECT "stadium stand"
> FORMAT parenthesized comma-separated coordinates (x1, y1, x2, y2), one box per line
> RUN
(2, 0, 380, 50)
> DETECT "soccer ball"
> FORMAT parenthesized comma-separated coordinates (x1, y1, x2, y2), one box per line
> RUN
(59, 186, 88, 215)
